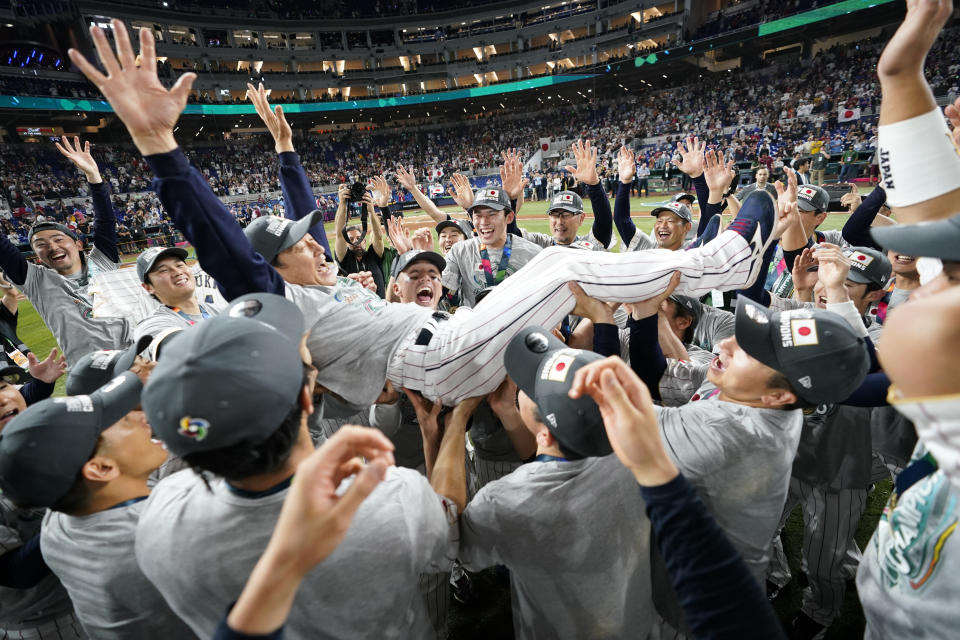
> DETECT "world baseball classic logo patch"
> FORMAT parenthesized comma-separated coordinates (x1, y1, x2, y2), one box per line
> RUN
(178, 416, 210, 441)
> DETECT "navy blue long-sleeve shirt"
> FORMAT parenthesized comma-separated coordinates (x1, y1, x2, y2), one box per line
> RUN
(146, 149, 285, 301)
(583, 182, 613, 248)
(841, 186, 887, 250)
(277, 151, 331, 256)
(626, 314, 667, 401)
(641, 474, 786, 640)
(613, 182, 637, 247)
(691, 174, 723, 237)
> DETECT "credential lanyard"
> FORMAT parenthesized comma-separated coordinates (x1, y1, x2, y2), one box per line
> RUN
(169, 306, 211, 326)
(479, 234, 512, 287)
(533, 454, 568, 463)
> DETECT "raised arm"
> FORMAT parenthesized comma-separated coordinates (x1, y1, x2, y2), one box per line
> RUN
(396, 165, 447, 224)
(365, 182, 385, 257)
(247, 82, 331, 255)
(566, 140, 613, 247)
(333, 183, 350, 261)
(614, 146, 638, 247)
(69, 20, 284, 299)
(701, 149, 734, 232)
(841, 186, 887, 249)
(56, 136, 119, 262)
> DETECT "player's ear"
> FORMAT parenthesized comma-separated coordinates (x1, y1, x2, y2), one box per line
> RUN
(675, 315, 693, 332)
(82, 455, 120, 483)
(505, 211, 516, 225)
(141, 282, 154, 295)
(760, 388, 797, 409)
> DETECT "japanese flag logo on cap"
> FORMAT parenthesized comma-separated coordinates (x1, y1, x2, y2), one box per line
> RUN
(485, 189, 499, 198)
(560, 193, 574, 202)
(800, 187, 817, 197)
(848, 251, 874, 269)
(789, 318, 819, 347)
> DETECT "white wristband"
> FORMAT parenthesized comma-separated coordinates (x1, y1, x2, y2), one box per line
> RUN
(878, 108, 960, 207)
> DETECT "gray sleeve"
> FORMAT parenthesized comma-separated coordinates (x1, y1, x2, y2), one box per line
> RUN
(658, 359, 709, 407)
(457, 488, 502, 570)
(627, 231, 658, 252)
(520, 230, 553, 249)
(368, 402, 403, 439)
(395, 470, 459, 573)
(821, 229, 847, 247)
(88, 245, 121, 269)
(134, 311, 184, 343)
(441, 247, 462, 293)
(768, 294, 814, 312)
(694, 306, 735, 352)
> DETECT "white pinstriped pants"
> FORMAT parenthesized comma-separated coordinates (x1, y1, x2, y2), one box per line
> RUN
(388, 231, 759, 404)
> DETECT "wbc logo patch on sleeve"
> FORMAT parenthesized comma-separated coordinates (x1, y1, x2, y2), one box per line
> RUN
(790, 318, 819, 347)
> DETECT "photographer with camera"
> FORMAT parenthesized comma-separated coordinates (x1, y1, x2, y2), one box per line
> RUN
(334, 179, 387, 298)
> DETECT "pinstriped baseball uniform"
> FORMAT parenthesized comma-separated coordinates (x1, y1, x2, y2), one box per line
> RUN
(390, 231, 763, 405)
(440, 235, 543, 309)
(520, 229, 610, 251)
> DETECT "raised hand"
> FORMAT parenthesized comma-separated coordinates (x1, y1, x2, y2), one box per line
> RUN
(370, 176, 392, 209)
(568, 356, 678, 486)
(617, 146, 636, 184)
(703, 148, 734, 195)
(814, 243, 852, 293)
(877, 0, 953, 79)
(27, 348, 67, 384)
(447, 173, 474, 210)
(773, 167, 799, 239)
(404, 388, 443, 443)
(790, 247, 820, 295)
(54, 136, 101, 183)
(411, 227, 433, 251)
(499, 148, 526, 199)
(671, 136, 705, 178)
(621, 272, 681, 321)
(345, 271, 377, 291)
(840, 186, 862, 212)
(246, 82, 293, 153)
(563, 139, 600, 185)
(568, 281, 614, 325)
(946, 96, 960, 148)
(386, 215, 413, 254)
(395, 165, 418, 192)
(68, 19, 196, 155)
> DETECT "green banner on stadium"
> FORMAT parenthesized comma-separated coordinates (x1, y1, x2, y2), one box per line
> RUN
(0, 74, 596, 114)
(758, 0, 897, 36)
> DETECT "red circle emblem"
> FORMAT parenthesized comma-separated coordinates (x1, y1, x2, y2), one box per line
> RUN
(556, 362, 566, 371)
(798, 327, 811, 336)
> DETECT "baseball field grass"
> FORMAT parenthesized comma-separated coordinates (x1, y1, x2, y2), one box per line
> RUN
(16, 193, 876, 638)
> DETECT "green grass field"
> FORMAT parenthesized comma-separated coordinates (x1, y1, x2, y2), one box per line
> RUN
(16, 194, 873, 639)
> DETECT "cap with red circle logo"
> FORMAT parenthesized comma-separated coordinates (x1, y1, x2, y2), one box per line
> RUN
(650, 202, 693, 224)
(735, 298, 869, 404)
(842, 246, 891, 288)
(504, 326, 611, 459)
(797, 185, 831, 212)
(469, 187, 512, 213)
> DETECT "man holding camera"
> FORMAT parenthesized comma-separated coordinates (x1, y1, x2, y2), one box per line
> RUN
(334, 180, 388, 298)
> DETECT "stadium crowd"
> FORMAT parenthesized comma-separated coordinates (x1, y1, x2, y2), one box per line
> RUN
(3, 3, 960, 640)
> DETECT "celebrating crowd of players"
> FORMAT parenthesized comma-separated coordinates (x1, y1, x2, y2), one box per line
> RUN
(3, 2, 960, 639)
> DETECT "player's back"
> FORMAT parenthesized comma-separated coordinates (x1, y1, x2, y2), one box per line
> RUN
(136, 466, 456, 640)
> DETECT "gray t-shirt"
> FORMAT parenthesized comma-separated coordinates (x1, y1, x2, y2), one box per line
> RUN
(655, 379, 804, 580)
(40, 502, 197, 639)
(21, 247, 130, 363)
(626, 230, 658, 252)
(520, 229, 609, 252)
(459, 455, 653, 640)
(136, 467, 457, 639)
(441, 236, 542, 308)
(133, 302, 219, 346)
(0, 497, 76, 632)
(285, 277, 433, 406)
(858, 445, 960, 639)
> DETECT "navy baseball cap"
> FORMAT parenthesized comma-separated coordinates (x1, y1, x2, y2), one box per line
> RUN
(469, 188, 512, 213)
(870, 213, 960, 261)
(735, 298, 869, 404)
(673, 192, 696, 204)
(667, 294, 701, 330)
(0, 372, 143, 507)
(142, 292, 306, 458)
(504, 326, 611, 459)
(650, 202, 693, 224)
(391, 250, 446, 279)
(28, 221, 79, 244)
(243, 211, 325, 263)
(435, 218, 472, 238)
(843, 246, 892, 287)
(136, 246, 189, 283)
(548, 191, 583, 214)
(67, 335, 154, 396)
(797, 185, 830, 212)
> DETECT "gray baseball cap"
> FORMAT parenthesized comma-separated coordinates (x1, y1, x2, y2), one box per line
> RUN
(870, 212, 960, 261)
(243, 211, 325, 263)
(504, 326, 611, 459)
(735, 298, 869, 404)
(673, 192, 696, 205)
(843, 246, 892, 287)
(29, 221, 79, 243)
(142, 292, 306, 458)
(469, 188, 512, 213)
(136, 246, 189, 283)
(390, 250, 446, 279)
(650, 202, 693, 224)
(0, 371, 143, 507)
(797, 185, 830, 212)
(667, 294, 701, 330)
(548, 190, 584, 214)
(435, 218, 472, 238)
(66, 335, 154, 396)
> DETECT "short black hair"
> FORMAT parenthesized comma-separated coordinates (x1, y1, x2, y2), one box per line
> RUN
(530, 404, 585, 460)
(181, 370, 309, 481)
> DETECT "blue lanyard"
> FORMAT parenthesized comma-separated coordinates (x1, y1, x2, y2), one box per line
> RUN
(533, 454, 568, 463)
(226, 476, 293, 499)
(169, 306, 211, 326)
(107, 495, 148, 511)
(478, 234, 512, 287)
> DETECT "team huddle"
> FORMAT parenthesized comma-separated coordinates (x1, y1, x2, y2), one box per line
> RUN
(2, 2, 960, 639)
